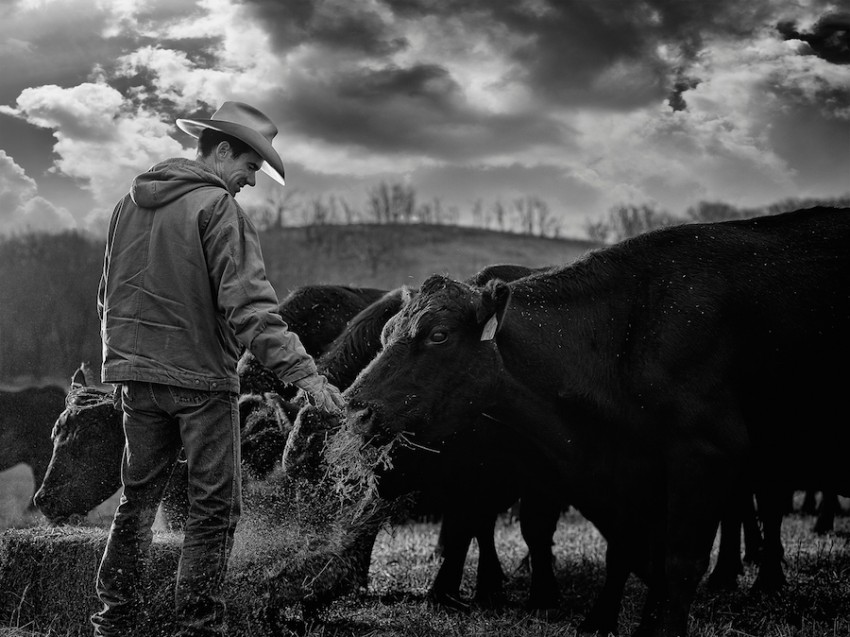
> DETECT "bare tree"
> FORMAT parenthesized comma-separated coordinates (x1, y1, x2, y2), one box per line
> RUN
(685, 201, 746, 223)
(585, 204, 679, 244)
(367, 181, 417, 223)
(262, 188, 302, 229)
(491, 199, 507, 231)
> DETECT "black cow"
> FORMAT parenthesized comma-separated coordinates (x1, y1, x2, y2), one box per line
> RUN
(0, 383, 66, 511)
(276, 284, 388, 358)
(345, 206, 850, 637)
(305, 265, 563, 610)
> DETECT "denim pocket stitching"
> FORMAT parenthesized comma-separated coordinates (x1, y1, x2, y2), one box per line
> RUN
(167, 385, 208, 405)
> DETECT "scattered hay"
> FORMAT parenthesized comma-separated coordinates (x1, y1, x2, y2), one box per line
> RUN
(0, 405, 412, 637)
(232, 405, 411, 612)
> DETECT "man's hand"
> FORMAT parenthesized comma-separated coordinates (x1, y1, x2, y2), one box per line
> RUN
(294, 374, 346, 412)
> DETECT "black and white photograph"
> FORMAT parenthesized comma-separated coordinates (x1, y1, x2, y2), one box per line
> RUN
(0, 1, 848, 636)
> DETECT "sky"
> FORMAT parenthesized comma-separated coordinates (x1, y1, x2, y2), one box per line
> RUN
(0, 0, 847, 239)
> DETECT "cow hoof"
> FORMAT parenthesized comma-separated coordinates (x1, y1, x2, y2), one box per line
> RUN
(705, 571, 739, 592)
(473, 589, 507, 609)
(750, 576, 785, 595)
(427, 591, 471, 613)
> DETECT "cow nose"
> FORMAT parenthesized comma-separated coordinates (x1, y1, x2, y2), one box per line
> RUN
(345, 400, 377, 436)
(33, 489, 64, 524)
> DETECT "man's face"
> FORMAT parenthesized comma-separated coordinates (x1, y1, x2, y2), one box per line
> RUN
(216, 143, 264, 197)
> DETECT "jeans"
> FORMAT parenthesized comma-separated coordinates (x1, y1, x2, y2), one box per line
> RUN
(91, 382, 242, 637)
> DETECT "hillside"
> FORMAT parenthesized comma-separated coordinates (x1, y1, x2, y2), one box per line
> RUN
(259, 223, 599, 294)
(0, 224, 599, 386)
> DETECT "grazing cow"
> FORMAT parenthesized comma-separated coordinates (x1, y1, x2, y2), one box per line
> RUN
(345, 206, 850, 637)
(0, 383, 66, 511)
(238, 284, 388, 396)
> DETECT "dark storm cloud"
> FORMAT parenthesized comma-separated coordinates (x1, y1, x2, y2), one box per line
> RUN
(244, 0, 406, 56)
(384, 0, 777, 109)
(777, 12, 850, 64)
(280, 62, 572, 159)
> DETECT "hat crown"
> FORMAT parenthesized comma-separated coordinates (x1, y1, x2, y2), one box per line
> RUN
(211, 101, 278, 144)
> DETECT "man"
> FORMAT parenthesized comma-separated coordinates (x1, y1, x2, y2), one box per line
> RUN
(92, 101, 345, 637)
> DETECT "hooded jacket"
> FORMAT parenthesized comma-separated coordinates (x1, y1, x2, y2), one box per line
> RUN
(98, 158, 317, 393)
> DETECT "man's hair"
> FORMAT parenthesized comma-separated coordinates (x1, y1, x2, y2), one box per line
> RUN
(198, 129, 254, 158)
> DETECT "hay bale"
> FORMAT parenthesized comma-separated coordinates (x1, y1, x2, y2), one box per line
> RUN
(0, 526, 181, 637)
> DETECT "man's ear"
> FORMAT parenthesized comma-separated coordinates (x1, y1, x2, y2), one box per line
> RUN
(216, 141, 232, 159)
(476, 279, 511, 341)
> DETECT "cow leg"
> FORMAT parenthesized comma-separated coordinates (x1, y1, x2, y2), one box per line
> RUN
(707, 489, 754, 590)
(813, 490, 837, 535)
(637, 438, 741, 637)
(520, 492, 561, 611)
(428, 511, 473, 611)
(706, 511, 743, 590)
(741, 493, 762, 565)
(578, 541, 629, 636)
(801, 489, 818, 515)
(473, 512, 506, 607)
(751, 488, 786, 593)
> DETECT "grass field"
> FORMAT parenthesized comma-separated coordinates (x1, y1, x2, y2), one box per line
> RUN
(2, 465, 849, 637)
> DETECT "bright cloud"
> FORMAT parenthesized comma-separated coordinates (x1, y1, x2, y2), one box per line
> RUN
(0, 82, 186, 225)
(0, 150, 75, 234)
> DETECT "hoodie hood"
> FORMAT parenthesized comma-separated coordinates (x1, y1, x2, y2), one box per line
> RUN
(130, 158, 228, 209)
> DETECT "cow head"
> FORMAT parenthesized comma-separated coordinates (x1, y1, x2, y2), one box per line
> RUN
(33, 369, 124, 524)
(344, 274, 511, 454)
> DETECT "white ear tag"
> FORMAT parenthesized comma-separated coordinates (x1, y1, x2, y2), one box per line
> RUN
(480, 314, 498, 341)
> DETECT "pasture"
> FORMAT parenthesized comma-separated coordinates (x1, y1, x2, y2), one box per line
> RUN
(1, 468, 849, 637)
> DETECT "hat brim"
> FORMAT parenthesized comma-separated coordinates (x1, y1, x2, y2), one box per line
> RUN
(176, 118, 286, 186)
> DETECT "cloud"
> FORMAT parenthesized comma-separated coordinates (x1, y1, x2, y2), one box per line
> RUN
(777, 11, 850, 64)
(0, 0, 847, 238)
(0, 150, 75, 234)
(0, 82, 186, 227)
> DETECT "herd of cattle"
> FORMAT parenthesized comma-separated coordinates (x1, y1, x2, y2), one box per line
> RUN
(0, 205, 848, 637)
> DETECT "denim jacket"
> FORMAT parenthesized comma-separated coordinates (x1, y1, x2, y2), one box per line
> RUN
(98, 158, 317, 393)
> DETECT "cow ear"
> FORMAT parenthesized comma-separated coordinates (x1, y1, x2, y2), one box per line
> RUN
(477, 280, 511, 341)
(71, 364, 88, 389)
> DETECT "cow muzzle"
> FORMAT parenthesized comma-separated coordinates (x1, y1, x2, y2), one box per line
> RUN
(345, 400, 394, 446)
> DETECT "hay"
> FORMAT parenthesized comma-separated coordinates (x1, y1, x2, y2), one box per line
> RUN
(232, 406, 410, 611)
(0, 526, 181, 637)
(0, 406, 412, 637)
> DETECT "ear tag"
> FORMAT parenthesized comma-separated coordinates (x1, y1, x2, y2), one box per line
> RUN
(480, 314, 498, 341)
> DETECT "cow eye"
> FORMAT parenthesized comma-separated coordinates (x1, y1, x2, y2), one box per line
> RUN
(428, 328, 448, 344)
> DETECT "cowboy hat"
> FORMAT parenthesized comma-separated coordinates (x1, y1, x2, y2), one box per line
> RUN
(176, 101, 286, 186)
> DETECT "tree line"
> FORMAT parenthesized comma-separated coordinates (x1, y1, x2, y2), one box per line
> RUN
(248, 181, 568, 238)
(584, 196, 850, 244)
